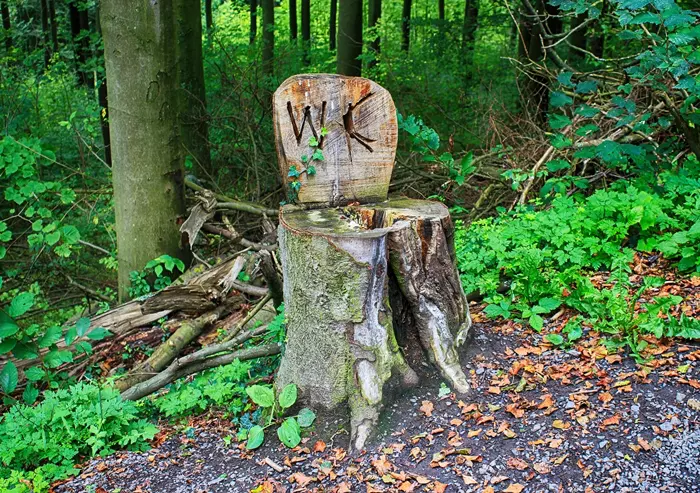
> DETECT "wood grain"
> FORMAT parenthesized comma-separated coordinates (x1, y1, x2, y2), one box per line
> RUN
(273, 73, 398, 206)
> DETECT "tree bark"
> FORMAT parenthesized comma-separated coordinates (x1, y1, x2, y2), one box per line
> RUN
(301, 0, 310, 65)
(101, 0, 195, 301)
(95, 7, 110, 165)
(401, 0, 411, 52)
(176, 0, 211, 174)
(250, 0, 257, 44)
(1, 0, 11, 51)
(337, 0, 362, 76)
(261, 0, 274, 76)
(461, 0, 478, 70)
(40, 0, 50, 65)
(289, 0, 297, 40)
(367, 0, 380, 67)
(205, 0, 213, 30)
(438, 0, 444, 21)
(276, 198, 471, 450)
(48, 0, 58, 53)
(329, 0, 337, 50)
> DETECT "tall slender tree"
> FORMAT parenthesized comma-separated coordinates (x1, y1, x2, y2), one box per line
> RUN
(337, 0, 362, 75)
(1, 0, 11, 51)
(368, 0, 381, 67)
(401, 0, 412, 51)
(101, 0, 199, 300)
(95, 5, 111, 165)
(48, 0, 58, 52)
(40, 0, 50, 65)
(250, 0, 257, 44)
(438, 0, 444, 21)
(289, 0, 297, 40)
(205, 0, 212, 30)
(461, 0, 478, 69)
(69, 1, 93, 87)
(176, 0, 211, 173)
(301, 0, 310, 64)
(329, 0, 337, 50)
(261, 0, 274, 75)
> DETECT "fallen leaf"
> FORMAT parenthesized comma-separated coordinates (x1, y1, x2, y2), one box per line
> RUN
(504, 484, 525, 493)
(552, 420, 571, 430)
(598, 392, 613, 403)
(372, 456, 393, 475)
(432, 481, 448, 493)
(462, 475, 479, 485)
(601, 414, 621, 428)
(313, 440, 326, 453)
(637, 436, 651, 451)
(506, 403, 525, 418)
(289, 472, 314, 487)
(420, 400, 434, 417)
(507, 457, 528, 470)
(533, 462, 552, 474)
(491, 475, 509, 484)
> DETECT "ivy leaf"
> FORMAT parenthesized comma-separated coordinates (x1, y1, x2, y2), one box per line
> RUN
(278, 383, 298, 409)
(0, 361, 18, 393)
(9, 292, 34, 318)
(246, 385, 275, 408)
(556, 72, 574, 87)
(308, 136, 319, 147)
(312, 149, 324, 161)
(277, 418, 302, 448)
(575, 80, 598, 94)
(575, 104, 599, 118)
(307, 165, 316, 176)
(288, 166, 300, 178)
(297, 407, 316, 427)
(246, 425, 265, 450)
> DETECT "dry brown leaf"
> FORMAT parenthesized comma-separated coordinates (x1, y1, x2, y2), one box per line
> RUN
(289, 472, 315, 487)
(372, 456, 393, 475)
(637, 436, 651, 451)
(602, 414, 621, 427)
(398, 481, 416, 492)
(491, 475, 509, 484)
(313, 440, 326, 453)
(507, 457, 529, 471)
(504, 484, 525, 493)
(420, 400, 434, 417)
(598, 392, 613, 403)
(533, 462, 552, 474)
(335, 482, 352, 493)
(552, 420, 571, 430)
(432, 481, 448, 493)
(506, 403, 525, 418)
(462, 475, 479, 485)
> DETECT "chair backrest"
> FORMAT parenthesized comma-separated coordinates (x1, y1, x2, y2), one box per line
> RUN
(273, 74, 397, 207)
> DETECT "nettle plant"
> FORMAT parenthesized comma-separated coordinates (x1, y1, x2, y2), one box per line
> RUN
(287, 132, 324, 202)
(240, 383, 316, 450)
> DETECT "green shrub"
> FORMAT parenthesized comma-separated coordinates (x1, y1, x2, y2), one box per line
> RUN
(0, 382, 158, 489)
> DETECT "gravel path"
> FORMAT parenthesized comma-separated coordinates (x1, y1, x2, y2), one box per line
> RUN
(55, 315, 700, 493)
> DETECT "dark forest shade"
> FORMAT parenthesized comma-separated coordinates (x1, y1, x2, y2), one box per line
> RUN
(569, 13, 587, 61)
(337, 0, 362, 75)
(1, 0, 12, 51)
(40, 0, 50, 65)
(301, 0, 310, 64)
(461, 0, 478, 70)
(438, 0, 445, 20)
(401, 0, 411, 51)
(329, 0, 337, 50)
(262, 0, 274, 75)
(205, 0, 212, 30)
(289, 0, 297, 40)
(250, 0, 257, 44)
(368, 0, 381, 67)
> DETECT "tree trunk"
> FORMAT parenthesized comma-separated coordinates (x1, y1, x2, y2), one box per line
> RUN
(205, 0, 212, 30)
(329, 0, 337, 50)
(101, 0, 193, 301)
(337, 0, 362, 76)
(250, 0, 257, 44)
(289, 0, 297, 40)
(401, 0, 411, 52)
(176, 0, 211, 174)
(367, 0, 380, 68)
(48, 0, 58, 53)
(95, 7, 111, 165)
(438, 0, 444, 21)
(301, 0, 310, 64)
(461, 0, 478, 70)
(1, 0, 11, 51)
(40, 0, 50, 65)
(261, 0, 274, 75)
(276, 198, 471, 450)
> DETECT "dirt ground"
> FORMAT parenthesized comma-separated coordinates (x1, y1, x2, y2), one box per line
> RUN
(54, 297, 700, 493)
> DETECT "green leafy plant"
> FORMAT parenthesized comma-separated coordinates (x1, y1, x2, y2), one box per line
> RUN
(128, 254, 186, 298)
(241, 383, 316, 450)
(287, 131, 325, 203)
(0, 382, 158, 492)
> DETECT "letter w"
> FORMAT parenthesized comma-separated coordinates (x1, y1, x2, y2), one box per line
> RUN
(287, 101, 326, 147)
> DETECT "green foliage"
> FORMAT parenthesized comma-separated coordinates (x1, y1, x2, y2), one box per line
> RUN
(0, 382, 158, 492)
(241, 383, 316, 450)
(128, 254, 186, 298)
(151, 359, 252, 418)
(456, 166, 700, 357)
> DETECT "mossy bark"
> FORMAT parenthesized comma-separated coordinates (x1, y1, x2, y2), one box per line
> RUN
(101, 0, 195, 301)
(276, 198, 470, 450)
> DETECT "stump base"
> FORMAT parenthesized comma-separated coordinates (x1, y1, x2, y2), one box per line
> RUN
(276, 198, 470, 450)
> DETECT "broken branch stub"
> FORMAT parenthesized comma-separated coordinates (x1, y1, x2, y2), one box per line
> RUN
(273, 74, 398, 206)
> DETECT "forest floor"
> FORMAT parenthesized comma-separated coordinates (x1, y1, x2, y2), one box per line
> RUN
(54, 274, 700, 493)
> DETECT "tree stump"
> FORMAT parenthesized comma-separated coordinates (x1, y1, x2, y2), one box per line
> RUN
(273, 75, 470, 450)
